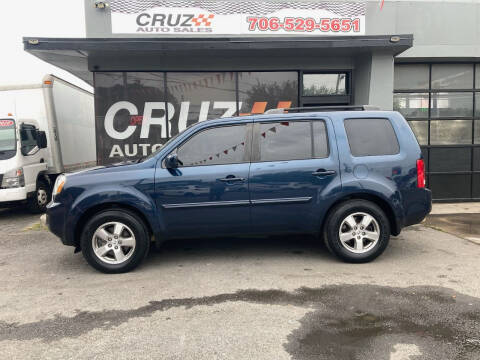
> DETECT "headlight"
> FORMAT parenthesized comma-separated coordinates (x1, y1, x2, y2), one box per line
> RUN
(53, 174, 66, 197)
(1, 168, 25, 188)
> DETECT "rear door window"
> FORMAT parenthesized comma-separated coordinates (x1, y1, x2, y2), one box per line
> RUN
(313, 121, 329, 158)
(344, 118, 400, 156)
(255, 120, 329, 162)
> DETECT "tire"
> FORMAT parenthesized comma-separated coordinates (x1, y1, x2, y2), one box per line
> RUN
(80, 210, 150, 273)
(28, 180, 51, 214)
(323, 200, 390, 263)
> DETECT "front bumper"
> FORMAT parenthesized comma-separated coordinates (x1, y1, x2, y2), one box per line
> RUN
(0, 187, 28, 203)
(46, 201, 75, 246)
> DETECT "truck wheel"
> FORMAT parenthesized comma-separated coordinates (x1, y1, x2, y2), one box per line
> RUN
(323, 200, 390, 263)
(80, 210, 150, 273)
(28, 180, 51, 214)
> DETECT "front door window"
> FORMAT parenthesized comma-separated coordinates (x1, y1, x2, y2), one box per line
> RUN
(176, 124, 250, 167)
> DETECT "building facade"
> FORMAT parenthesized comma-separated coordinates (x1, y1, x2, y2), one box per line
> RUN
(25, 0, 480, 201)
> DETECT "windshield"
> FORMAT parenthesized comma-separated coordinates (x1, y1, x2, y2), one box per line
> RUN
(0, 119, 16, 152)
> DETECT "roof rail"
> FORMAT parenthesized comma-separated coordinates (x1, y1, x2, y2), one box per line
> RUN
(264, 105, 381, 114)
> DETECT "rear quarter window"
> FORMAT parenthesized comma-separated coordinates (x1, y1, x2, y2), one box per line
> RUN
(344, 118, 400, 157)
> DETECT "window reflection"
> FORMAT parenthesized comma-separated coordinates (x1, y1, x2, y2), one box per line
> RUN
(430, 92, 473, 118)
(408, 121, 428, 145)
(303, 73, 347, 95)
(167, 72, 237, 135)
(431, 64, 474, 89)
(393, 93, 429, 118)
(238, 72, 298, 115)
(430, 120, 472, 145)
(394, 64, 429, 90)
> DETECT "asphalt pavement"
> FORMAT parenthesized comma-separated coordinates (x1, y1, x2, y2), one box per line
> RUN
(1, 206, 480, 359)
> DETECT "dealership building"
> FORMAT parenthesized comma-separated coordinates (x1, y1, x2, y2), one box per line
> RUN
(24, 0, 480, 201)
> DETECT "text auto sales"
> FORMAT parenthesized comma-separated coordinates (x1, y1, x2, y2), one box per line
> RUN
(135, 13, 213, 33)
(106, 100, 237, 158)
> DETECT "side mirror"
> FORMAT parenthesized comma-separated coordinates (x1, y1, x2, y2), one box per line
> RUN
(37, 131, 47, 149)
(165, 153, 179, 169)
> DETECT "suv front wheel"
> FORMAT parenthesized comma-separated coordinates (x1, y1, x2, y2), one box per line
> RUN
(323, 200, 390, 263)
(80, 210, 150, 273)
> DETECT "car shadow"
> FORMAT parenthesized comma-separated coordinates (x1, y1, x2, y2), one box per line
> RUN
(142, 234, 333, 268)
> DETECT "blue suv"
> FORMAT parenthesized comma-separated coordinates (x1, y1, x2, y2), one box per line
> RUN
(46, 109, 431, 273)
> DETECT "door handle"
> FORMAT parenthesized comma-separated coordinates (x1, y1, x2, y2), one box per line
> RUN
(312, 169, 336, 177)
(219, 176, 246, 182)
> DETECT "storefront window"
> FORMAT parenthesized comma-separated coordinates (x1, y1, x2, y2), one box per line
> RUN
(302, 73, 347, 95)
(394, 64, 429, 90)
(476, 64, 480, 89)
(475, 121, 480, 144)
(430, 92, 473, 118)
(166, 72, 237, 136)
(393, 93, 429, 118)
(430, 120, 472, 145)
(95, 72, 167, 164)
(431, 64, 474, 89)
(238, 72, 298, 115)
(475, 92, 480, 117)
(394, 63, 479, 200)
(408, 121, 428, 145)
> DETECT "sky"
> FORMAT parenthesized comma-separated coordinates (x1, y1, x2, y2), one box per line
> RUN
(0, 0, 92, 91)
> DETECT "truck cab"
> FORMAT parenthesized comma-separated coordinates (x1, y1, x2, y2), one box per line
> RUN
(0, 117, 49, 212)
(0, 75, 95, 212)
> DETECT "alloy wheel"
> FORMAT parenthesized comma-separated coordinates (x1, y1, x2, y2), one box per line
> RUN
(91, 222, 136, 264)
(338, 212, 380, 254)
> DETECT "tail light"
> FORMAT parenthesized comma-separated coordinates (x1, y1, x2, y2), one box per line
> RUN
(416, 159, 425, 188)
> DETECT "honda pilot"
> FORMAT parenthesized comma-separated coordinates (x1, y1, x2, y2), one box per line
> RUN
(46, 108, 432, 273)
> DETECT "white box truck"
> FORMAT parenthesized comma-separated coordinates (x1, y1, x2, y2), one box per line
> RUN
(0, 75, 96, 212)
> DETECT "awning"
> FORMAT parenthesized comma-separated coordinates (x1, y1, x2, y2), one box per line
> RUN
(23, 35, 413, 85)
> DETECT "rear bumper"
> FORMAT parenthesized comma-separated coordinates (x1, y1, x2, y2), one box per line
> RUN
(403, 188, 432, 228)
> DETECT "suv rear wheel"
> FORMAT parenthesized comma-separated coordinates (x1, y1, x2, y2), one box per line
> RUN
(323, 200, 390, 263)
(80, 210, 150, 273)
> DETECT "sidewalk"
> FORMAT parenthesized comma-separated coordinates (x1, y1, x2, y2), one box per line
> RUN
(425, 202, 480, 245)
(430, 202, 480, 215)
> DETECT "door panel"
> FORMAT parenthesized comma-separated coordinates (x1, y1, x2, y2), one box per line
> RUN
(155, 164, 250, 238)
(154, 123, 252, 238)
(249, 118, 340, 234)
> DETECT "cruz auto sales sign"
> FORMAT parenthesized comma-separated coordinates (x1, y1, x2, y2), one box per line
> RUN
(110, 0, 366, 35)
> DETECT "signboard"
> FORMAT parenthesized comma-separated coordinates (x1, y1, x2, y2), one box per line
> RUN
(94, 71, 298, 165)
(110, 0, 366, 35)
(0, 120, 14, 127)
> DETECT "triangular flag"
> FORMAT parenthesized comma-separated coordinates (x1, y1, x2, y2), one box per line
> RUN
(261, 132, 266, 138)
(241, 142, 245, 146)
(269, 127, 276, 133)
(224, 150, 228, 154)
(209, 156, 212, 160)
(216, 153, 220, 157)
(232, 146, 237, 151)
